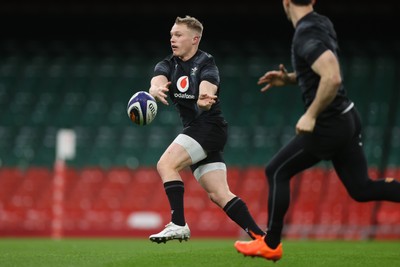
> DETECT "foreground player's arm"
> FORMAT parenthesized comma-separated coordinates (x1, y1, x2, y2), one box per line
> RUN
(257, 64, 297, 92)
(149, 75, 171, 105)
(197, 80, 217, 110)
(296, 50, 342, 134)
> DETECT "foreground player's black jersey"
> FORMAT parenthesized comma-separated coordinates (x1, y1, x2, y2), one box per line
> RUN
(292, 11, 352, 118)
(154, 50, 223, 127)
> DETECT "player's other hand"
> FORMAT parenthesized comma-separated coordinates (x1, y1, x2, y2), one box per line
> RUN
(258, 64, 290, 92)
(197, 93, 217, 110)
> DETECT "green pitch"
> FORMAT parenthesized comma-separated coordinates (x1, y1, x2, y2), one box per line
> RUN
(0, 238, 399, 267)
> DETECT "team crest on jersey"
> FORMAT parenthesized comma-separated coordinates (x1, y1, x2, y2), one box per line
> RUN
(191, 67, 198, 76)
(177, 76, 189, 92)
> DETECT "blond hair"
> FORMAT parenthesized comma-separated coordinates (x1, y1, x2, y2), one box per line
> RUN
(175, 15, 203, 37)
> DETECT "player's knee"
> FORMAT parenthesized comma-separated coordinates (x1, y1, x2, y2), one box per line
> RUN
(347, 180, 374, 202)
(208, 193, 222, 207)
(348, 191, 369, 202)
(156, 158, 171, 174)
(208, 193, 217, 203)
(208, 192, 232, 208)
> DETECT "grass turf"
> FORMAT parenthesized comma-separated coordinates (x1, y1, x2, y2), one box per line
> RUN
(0, 238, 399, 267)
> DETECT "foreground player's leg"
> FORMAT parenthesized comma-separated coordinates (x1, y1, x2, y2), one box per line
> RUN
(333, 138, 400, 202)
(149, 140, 194, 244)
(223, 196, 265, 238)
(197, 166, 265, 238)
(149, 222, 190, 244)
(235, 136, 319, 261)
(234, 233, 283, 262)
(149, 180, 191, 243)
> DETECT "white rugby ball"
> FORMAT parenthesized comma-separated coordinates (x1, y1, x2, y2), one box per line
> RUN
(127, 91, 158, 126)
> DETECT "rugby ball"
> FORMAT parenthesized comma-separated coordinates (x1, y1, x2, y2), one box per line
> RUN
(127, 91, 158, 126)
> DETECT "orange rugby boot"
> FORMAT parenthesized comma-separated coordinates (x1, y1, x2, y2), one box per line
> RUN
(234, 233, 283, 262)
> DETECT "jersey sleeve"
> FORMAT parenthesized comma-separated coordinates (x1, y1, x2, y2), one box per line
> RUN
(153, 60, 170, 77)
(294, 27, 329, 66)
(200, 57, 220, 86)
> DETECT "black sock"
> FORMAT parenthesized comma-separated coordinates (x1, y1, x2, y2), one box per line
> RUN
(164, 180, 185, 226)
(223, 197, 265, 239)
(266, 226, 282, 249)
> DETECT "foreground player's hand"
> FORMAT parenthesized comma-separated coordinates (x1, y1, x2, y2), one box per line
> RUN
(197, 93, 217, 110)
(258, 64, 290, 92)
(296, 114, 316, 134)
(151, 82, 171, 105)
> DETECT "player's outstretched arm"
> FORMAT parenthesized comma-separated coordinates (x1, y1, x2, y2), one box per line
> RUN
(149, 75, 170, 105)
(257, 64, 297, 92)
(197, 80, 217, 110)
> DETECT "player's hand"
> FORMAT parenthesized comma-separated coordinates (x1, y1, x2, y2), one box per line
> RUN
(295, 113, 316, 134)
(258, 64, 290, 92)
(150, 82, 170, 105)
(197, 93, 217, 110)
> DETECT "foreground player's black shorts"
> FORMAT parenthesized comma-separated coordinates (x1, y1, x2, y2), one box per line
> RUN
(183, 117, 228, 171)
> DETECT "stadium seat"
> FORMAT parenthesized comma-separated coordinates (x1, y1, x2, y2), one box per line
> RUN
(121, 167, 167, 211)
(87, 126, 120, 168)
(238, 166, 268, 224)
(373, 168, 400, 239)
(285, 168, 326, 239)
(181, 168, 208, 211)
(375, 201, 400, 239)
(65, 166, 106, 211)
(62, 167, 80, 200)
(226, 166, 242, 193)
(93, 167, 133, 210)
(0, 167, 24, 201)
(224, 126, 252, 166)
(250, 126, 281, 165)
(238, 167, 267, 209)
(1, 38, 400, 238)
(387, 127, 400, 166)
(7, 167, 52, 210)
(312, 169, 349, 239)
(343, 201, 376, 240)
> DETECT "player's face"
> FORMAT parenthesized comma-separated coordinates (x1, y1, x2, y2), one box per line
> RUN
(170, 23, 197, 60)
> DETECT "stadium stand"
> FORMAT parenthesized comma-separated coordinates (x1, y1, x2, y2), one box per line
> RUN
(0, 38, 399, 239)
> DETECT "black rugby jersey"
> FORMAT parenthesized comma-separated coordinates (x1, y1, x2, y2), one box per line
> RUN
(154, 50, 223, 127)
(292, 11, 352, 118)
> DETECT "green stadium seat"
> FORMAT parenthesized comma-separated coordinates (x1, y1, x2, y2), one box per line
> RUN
(0, 39, 398, 170)
(387, 127, 400, 167)
(224, 126, 252, 166)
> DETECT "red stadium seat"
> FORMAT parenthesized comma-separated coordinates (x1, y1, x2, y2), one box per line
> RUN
(93, 167, 133, 210)
(343, 201, 376, 240)
(0, 167, 24, 202)
(7, 167, 52, 210)
(227, 166, 242, 193)
(121, 167, 166, 211)
(374, 168, 400, 239)
(375, 201, 400, 239)
(285, 168, 326, 239)
(313, 169, 348, 239)
(237, 166, 267, 213)
(65, 167, 106, 210)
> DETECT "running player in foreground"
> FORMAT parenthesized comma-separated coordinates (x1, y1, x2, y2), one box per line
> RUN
(234, 0, 400, 262)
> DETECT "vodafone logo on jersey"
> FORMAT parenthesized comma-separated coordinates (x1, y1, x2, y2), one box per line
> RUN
(177, 76, 189, 92)
(175, 76, 195, 99)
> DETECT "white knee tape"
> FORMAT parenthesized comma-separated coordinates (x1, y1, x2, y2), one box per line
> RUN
(173, 134, 207, 163)
(193, 162, 227, 181)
